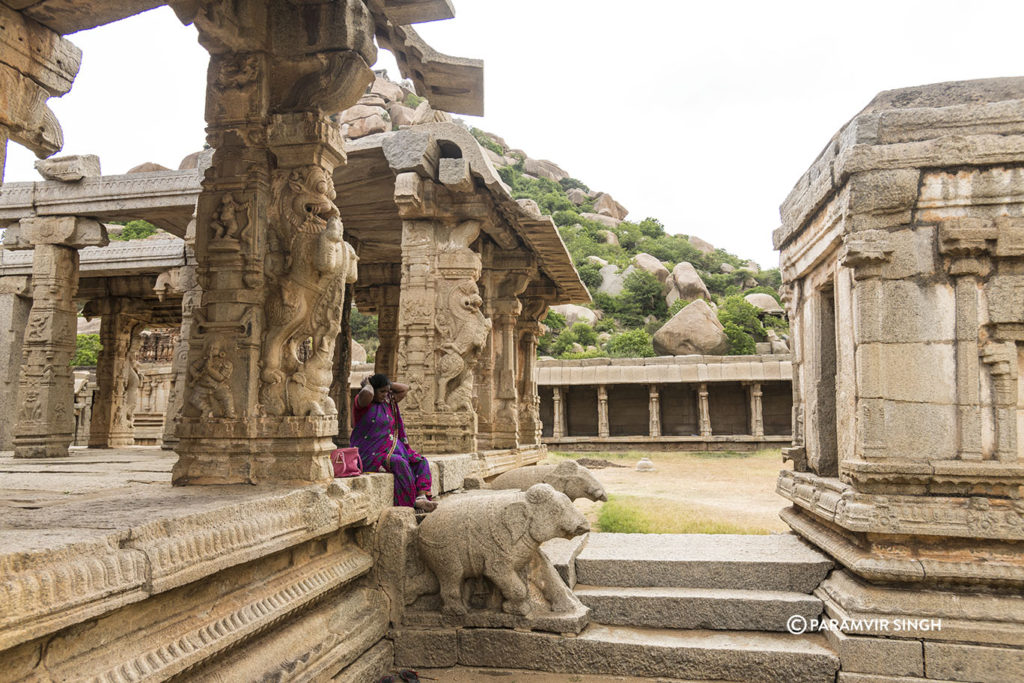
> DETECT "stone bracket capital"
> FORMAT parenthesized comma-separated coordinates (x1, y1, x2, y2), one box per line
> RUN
(981, 341, 1017, 377)
(939, 218, 997, 276)
(6, 216, 108, 250)
(839, 229, 893, 279)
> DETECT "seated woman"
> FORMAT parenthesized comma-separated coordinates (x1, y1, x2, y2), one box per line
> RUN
(350, 374, 436, 512)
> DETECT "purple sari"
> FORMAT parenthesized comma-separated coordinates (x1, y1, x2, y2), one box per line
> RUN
(350, 398, 431, 507)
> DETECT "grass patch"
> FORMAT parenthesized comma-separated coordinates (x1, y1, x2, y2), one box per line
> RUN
(597, 494, 769, 535)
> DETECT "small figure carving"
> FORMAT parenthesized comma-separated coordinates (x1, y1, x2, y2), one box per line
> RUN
(417, 483, 589, 618)
(188, 336, 236, 418)
(486, 461, 608, 502)
(210, 192, 248, 241)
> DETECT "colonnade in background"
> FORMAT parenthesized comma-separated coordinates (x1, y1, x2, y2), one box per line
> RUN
(542, 380, 792, 444)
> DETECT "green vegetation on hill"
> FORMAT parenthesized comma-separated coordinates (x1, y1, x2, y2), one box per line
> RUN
(484, 140, 787, 358)
(72, 334, 101, 367)
(108, 219, 160, 241)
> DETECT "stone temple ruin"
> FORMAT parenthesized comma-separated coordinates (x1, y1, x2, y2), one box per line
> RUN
(1, 1, 1023, 681)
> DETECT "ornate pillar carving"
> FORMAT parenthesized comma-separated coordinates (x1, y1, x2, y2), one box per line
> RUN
(395, 204, 490, 454)
(477, 247, 533, 450)
(552, 387, 566, 439)
(0, 276, 31, 450)
(162, 216, 199, 450)
(516, 295, 548, 446)
(329, 283, 354, 446)
(86, 298, 145, 449)
(648, 384, 661, 438)
(172, 0, 369, 485)
(7, 216, 107, 458)
(698, 382, 712, 438)
(597, 384, 609, 439)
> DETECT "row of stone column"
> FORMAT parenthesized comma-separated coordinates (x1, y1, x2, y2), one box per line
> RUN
(549, 382, 767, 439)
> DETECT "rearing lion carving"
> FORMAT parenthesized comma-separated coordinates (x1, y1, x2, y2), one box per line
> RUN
(261, 165, 358, 417)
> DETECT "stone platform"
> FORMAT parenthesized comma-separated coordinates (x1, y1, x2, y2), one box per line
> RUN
(0, 447, 395, 680)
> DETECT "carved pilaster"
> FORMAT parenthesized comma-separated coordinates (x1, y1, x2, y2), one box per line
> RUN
(374, 285, 400, 379)
(981, 341, 1018, 463)
(10, 216, 107, 458)
(597, 385, 609, 439)
(329, 283, 354, 447)
(698, 382, 712, 438)
(87, 298, 145, 449)
(0, 276, 31, 450)
(173, 0, 371, 485)
(939, 219, 997, 462)
(648, 385, 661, 438)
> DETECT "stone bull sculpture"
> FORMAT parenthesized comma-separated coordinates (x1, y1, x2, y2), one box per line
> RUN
(485, 460, 608, 502)
(417, 483, 589, 618)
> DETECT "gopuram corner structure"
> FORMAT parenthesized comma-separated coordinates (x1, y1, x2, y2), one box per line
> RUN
(776, 77, 1024, 679)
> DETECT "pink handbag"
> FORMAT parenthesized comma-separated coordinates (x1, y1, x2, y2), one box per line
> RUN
(330, 447, 362, 478)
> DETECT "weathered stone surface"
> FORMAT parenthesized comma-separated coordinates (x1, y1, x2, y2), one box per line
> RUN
(574, 585, 823, 632)
(351, 339, 367, 363)
(333, 640, 393, 683)
(586, 255, 608, 267)
(631, 252, 669, 283)
(720, 262, 735, 273)
(923, 641, 1024, 683)
(523, 158, 568, 182)
(575, 533, 833, 592)
(540, 534, 588, 588)
(595, 228, 619, 245)
(652, 300, 728, 356)
(567, 188, 588, 206)
(592, 192, 628, 220)
(824, 630, 923, 677)
(669, 261, 710, 301)
(388, 102, 417, 127)
(392, 628, 459, 668)
(597, 263, 633, 297)
(127, 162, 171, 173)
(487, 461, 607, 501)
(340, 104, 390, 138)
(415, 484, 589, 629)
(583, 213, 621, 229)
(549, 304, 599, 327)
(688, 235, 715, 254)
(745, 292, 784, 315)
(34, 154, 100, 182)
(457, 626, 839, 683)
(370, 76, 405, 103)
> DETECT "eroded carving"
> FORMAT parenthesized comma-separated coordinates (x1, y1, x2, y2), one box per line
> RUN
(188, 335, 236, 419)
(436, 279, 490, 412)
(261, 166, 358, 417)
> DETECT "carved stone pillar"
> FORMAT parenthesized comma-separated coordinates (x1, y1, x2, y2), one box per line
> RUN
(395, 210, 490, 454)
(329, 283, 354, 446)
(648, 384, 661, 438)
(698, 382, 712, 438)
(597, 385, 609, 439)
(748, 382, 764, 438)
(375, 285, 400, 379)
(172, 1, 370, 485)
(516, 296, 548, 447)
(87, 298, 144, 449)
(0, 276, 30, 450)
(552, 387, 566, 439)
(7, 216, 107, 458)
(477, 254, 532, 450)
(162, 218, 199, 450)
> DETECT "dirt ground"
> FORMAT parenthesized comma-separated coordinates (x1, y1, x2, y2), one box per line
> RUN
(551, 449, 791, 534)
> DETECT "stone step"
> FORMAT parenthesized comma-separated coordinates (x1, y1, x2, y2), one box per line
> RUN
(574, 585, 823, 632)
(457, 623, 839, 682)
(575, 533, 832, 592)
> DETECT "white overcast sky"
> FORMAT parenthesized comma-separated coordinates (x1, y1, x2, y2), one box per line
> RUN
(5, 1, 1024, 268)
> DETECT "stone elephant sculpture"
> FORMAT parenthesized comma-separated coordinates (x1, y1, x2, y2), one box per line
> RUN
(486, 460, 608, 502)
(417, 483, 589, 617)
